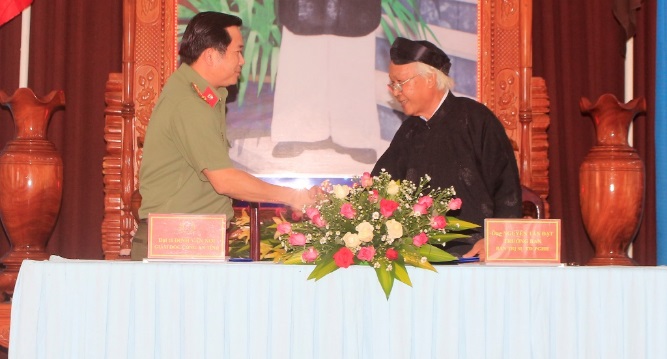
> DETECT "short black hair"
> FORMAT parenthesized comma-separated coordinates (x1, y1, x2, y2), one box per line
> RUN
(178, 11, 243, 65)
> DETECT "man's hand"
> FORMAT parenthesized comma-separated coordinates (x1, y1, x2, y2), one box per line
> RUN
(308, 185, 325, 201)
(288, 185, 323, 212)
(462, 239, 486, 262)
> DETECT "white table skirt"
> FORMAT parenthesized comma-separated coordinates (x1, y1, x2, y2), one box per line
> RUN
(8, 257, 667, 359)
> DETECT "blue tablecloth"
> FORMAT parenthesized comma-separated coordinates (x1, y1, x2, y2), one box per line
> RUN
(9, 257, 667, 358)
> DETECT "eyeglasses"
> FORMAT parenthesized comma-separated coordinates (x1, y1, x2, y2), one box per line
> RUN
(387, 75, 418, 93)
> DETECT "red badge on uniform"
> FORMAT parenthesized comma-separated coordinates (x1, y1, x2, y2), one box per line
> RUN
(201, 86, 218, 107)
(191, 83, 219, 108)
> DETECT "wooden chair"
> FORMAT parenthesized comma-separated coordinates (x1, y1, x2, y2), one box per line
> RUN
(101, 0, 550, 259)
(522, 185, 545, 219)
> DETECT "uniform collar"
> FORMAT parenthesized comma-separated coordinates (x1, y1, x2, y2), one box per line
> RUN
(179, 63, 228, 105)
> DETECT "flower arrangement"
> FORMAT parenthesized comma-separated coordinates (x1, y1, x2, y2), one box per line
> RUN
(273, 171, 479, 298)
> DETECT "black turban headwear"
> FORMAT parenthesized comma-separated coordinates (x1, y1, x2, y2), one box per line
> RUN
(389, 37, 451, 75)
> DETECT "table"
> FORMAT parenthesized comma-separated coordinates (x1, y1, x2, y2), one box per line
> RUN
(9, 257, 667, 358)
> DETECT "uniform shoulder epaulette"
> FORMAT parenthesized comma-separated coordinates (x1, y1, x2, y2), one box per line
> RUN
(191, 83, 218, 108)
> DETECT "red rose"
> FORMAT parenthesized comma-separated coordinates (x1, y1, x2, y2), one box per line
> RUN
(379, 199, 399, 217)
(385, 248, 399, 261)
(333, 247, 355, 268)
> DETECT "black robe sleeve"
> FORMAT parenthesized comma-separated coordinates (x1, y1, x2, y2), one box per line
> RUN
(371, 93, 521, 256)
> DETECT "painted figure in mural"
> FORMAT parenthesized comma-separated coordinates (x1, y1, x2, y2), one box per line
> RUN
(132, 12, 319, 260)
(270, 0, 384, 164)
(372, 37, 522, 259)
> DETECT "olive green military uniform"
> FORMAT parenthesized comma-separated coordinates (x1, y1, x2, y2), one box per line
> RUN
(131, 64, 234, 260)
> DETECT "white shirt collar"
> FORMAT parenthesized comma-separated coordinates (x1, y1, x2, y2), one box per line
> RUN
(420, 90, 449, 121)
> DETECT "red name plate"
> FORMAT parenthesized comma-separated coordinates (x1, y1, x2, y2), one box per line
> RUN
(148, 213, 227, 259)
(484, 219, 561, 264)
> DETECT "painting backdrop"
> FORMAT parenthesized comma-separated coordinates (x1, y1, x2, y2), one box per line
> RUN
(179, 0, 478, 179)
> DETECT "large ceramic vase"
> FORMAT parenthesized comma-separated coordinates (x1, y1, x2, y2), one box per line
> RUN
(579, 94, 646, 266)
(0, 88, 65, 297)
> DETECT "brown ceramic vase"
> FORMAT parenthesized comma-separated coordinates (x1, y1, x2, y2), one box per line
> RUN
(579, 94, 646, 266)
(0, 88, 65, 297)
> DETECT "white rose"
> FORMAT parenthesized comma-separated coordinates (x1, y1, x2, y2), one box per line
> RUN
(342, 232, 361, 248)
(387, 181, 400, 196)
(332, 184, 351, 199)
(356, 221, 374, 243)
(385, 219, 403, 240)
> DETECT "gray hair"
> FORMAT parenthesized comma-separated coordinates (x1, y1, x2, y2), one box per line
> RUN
(415, 62, 455, 92)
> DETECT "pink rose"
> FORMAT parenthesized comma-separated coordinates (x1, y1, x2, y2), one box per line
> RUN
(449, 198, 462, 210)
(302, 247, 319, 263)
(311, 214, 327, 228)
(417, 196, 434, 208)
(333, 247, 355, 268)
(288, 232, 307, 246)
(356, 246, 376, 262)
(305, 207, 320, 219)
(412, 232, 429, 247)
(430, 215, 447, 229)
(340, 203, 357, 219)
(276, 222, 292, 235)
(412, 203, 428, 215)
(385, 248, 399, 261)
(368, 189, 379, 203)
(379, 199, 399, 217)
(360, 172, 373, 188)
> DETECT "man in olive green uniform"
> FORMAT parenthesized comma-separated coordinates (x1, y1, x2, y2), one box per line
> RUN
(132, 12, 317, 260)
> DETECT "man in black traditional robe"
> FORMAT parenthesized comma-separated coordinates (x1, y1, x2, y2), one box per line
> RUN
(372, 37, 522, 259)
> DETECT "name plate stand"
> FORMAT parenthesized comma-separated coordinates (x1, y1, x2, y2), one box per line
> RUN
(485, 219, 561, 264)
(147, 213, 227, 260)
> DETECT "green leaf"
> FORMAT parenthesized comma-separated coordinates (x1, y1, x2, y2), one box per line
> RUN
(307, 257, 340, 281)
(393, 260, 412, 287)
(380, 20, 395, 44)
(270, 46, 280, 89)
(429, 233, 471, 243)
(257, 41, 271, 95)
(400, 249, 437, 271)
(445, 217, 481, 231)
(282, 250, 305, 264)
(375, 265, 394, 299)
(418, 244, 458, 263)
